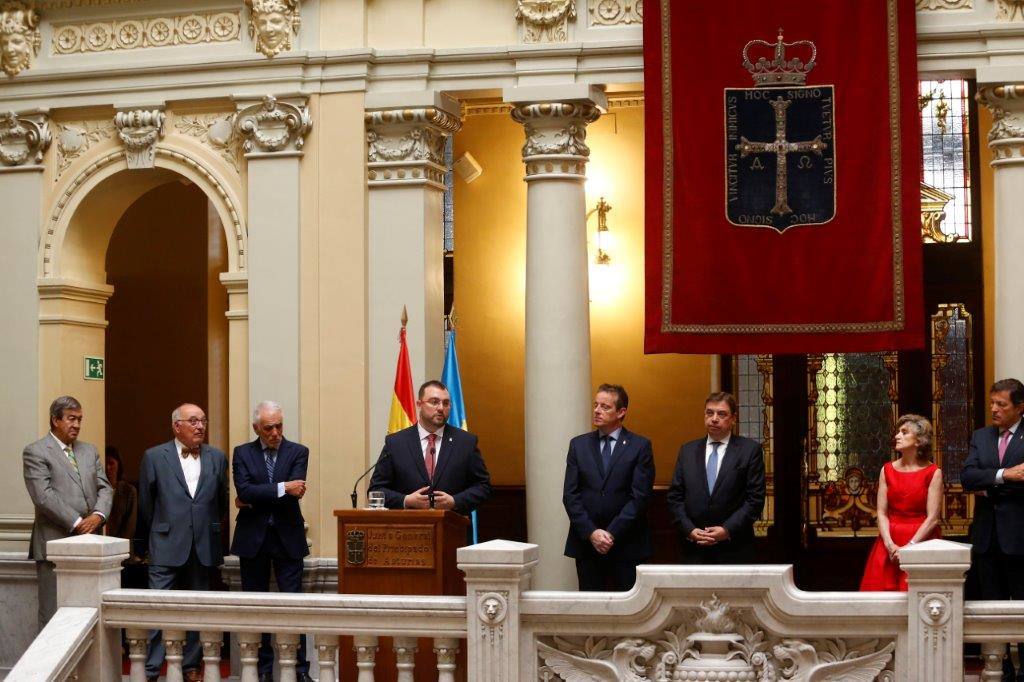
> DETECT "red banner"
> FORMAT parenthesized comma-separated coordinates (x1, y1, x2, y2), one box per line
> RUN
(644, 0, 923, 354)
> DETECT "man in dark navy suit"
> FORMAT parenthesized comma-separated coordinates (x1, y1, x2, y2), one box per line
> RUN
(667, 391, 765, 564)
(562, 383, 655, 591)
(231, 400, 312, 682)
(369, 380, 491, 513)
(963, 378, 1024, 680)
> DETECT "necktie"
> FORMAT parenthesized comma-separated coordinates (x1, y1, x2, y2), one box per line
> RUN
(707, 441, 722, 492)
(601, 435, 615, 474)
(999, 430, 1012, 464)
(265, 448, 277, 482)
(63, 446, 79, 472)
(426, 433, 437, 480)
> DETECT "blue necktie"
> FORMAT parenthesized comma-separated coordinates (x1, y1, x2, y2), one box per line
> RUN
(265, 448, 277, 483)
(707, 441, 722, 492)
(601, 435, 615, 474)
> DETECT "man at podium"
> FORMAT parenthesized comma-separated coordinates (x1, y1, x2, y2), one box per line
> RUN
(370, 380, 492, 513)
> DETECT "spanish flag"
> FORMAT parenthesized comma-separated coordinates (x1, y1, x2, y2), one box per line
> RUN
(387, 314, 417, 434)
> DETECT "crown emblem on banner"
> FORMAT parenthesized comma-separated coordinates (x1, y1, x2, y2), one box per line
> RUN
(742, 29, 817, 87)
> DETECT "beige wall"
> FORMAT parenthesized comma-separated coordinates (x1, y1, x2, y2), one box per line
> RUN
(320, 0, 515, 49)
(454, 103, 711, 486)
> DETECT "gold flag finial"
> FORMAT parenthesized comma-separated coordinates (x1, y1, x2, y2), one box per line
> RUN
(446, 303, 459, 331)
(400, 305, 408, 328)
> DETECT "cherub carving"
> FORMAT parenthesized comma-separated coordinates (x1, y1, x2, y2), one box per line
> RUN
(247, 0, 300, 58)
(0, 1, 40, 77)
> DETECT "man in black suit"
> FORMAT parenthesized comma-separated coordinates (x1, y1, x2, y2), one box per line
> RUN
(562, 383, 654, 591)
(667, 391, 765, 564)
(231, 401, 312, 682)
(369, 380, 491, 513)
(963, 378, 1024, 679)
(138, 403, 228, 682)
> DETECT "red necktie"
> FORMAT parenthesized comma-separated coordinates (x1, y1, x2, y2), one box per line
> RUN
(999, 430, 1012, 464)
(426, 433, 437, 480)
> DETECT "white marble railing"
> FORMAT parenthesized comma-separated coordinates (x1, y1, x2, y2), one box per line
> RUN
(6, 606, 95, 681)
(6, 536, 982, 681)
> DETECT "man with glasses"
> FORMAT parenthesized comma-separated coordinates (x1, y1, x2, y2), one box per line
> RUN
(22, 395, 112, 630)
(230, 401, 311, 682)
(137, 403, 228, 682)
(370, 380, 492, 513)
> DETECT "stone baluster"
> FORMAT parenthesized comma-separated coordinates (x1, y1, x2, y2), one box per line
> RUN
(353, 635, 378, 682)
(434, 637, 459, 682)
(505, 84, 605, 589)
(126, 628, 149, 682)
(163, 630, 187, 682)
(315, 634, 339, 681)
(277, 632, 300, 682)
(238, 631, 262, 682)
(981, 641, 1004, 681)
(200, 631, 223, 682)
(458, 539, 540, 681)
(393, 636, 417, 682)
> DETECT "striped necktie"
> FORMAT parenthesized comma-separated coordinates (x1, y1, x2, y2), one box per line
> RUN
(265, 448, 277, 482)
(63, 446, 79, 472)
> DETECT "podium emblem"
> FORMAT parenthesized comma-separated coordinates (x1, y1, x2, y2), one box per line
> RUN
(346, 529, 366, 565)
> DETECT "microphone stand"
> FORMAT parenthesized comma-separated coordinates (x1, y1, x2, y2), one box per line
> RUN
(350, 451, 390, 508)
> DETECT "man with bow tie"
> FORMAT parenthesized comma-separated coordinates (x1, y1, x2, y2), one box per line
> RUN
(137, 403, 228, 682)
(667, 392, 765, 565)
(562, 384, 655, 591)
(230, 401, 312, 682)
(23, 395, 113, 631)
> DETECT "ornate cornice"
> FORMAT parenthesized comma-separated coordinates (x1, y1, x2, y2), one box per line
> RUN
(114, 109, 165, 169)
(365, 107, 462, 188)
(0, 110, 50, 166)
(234, 96, 311, 154)
(0, 1, 41, 77)
(247, 0, 301, 59)
(978, 84, 1024, 164)
(515, 0, 576, 43)
(52, 11, 241, 54)
(588, 0, 642, 26)
(510, 102, 601, 179)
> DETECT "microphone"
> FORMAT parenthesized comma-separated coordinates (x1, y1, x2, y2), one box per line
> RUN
(350, 451, 390, 509)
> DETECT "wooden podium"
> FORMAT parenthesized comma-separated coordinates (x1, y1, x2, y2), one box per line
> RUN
(333, 509, 470, 681)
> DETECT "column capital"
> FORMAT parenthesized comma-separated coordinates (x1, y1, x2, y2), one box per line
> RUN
(0, 110, 51, 168)
(114, 108, 166, 169)
(508, 101, 601, 180)
(365, 99, 462, 190)
(978, 84, 1024, 165)
(233, 95, 312, 156)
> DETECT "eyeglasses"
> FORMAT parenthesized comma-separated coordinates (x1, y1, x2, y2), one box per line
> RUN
(259, 423, 283, 433)
(423, 398, 451, 407)
(176, 417, 208, 427)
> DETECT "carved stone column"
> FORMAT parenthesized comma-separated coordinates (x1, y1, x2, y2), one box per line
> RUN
(365, 93, 461, 457)
(979, 85, 1024, 380)
(234, 95, 311, 434)
(457, 539, 538, 682)
(899, 539, 971, 682)
(507, 85, 605, 589)
(0, 110, 48, 534)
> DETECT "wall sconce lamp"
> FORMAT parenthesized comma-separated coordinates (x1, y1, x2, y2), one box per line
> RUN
(588, 197, 613, 265)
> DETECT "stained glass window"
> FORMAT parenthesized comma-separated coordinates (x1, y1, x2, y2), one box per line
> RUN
(443, 135, 455, 253)
(734, 355, 773, 534)
(811, 353, 898, 483)
(919, 79, 973, 242)
(931, 304, 973, 483)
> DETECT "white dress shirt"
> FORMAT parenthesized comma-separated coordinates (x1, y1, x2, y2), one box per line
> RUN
(705, 433, 732, 467)
(598, 427, 623, 456)
(995, 418, 1022, 485)
(418, 424, 445, 466)
(175, 440, 201, 498)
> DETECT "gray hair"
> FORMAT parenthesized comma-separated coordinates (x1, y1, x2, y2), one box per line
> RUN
(49, 396, 81, 427)
(896, 413, 934, 461)
(252, 400, 283, 424)
(171, 403, 203, 426)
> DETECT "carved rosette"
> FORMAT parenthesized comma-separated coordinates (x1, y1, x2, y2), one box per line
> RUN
(515, 0, 576, 43)
(234, 96, 312, 154)
(0, 111, 50, 166)
(365, 107, 462, 189)
(589, 0, 643, 26)
(0, 1, 42, 77)
(978, 85, 1024, 164)
(916, 0, 971, 8)
(114, 109, 165, 169)
(510, 102, 602, 180)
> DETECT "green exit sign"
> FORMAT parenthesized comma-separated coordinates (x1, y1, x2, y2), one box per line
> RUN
(84, 356, 104, 380)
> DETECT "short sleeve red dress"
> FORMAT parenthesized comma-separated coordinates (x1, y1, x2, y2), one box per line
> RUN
(859, 461, 940, 591)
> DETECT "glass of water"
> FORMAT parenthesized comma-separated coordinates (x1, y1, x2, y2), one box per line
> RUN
(368, 491, 385, 510)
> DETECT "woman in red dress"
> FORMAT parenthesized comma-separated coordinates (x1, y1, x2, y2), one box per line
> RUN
(859, 414, 943, 591)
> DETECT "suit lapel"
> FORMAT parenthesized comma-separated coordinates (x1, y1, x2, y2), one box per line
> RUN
(432, 427, 457, 485)
(406, 428, 431, 485)
(710, 438, 740, 497)
(693, 441, 710, 496)
(602, 429, 633, 483)
(49, 438, 82, 483)
(193, 446, 212, 499)
(164, 442, 190, 496)
(589, 432, 605, 478)
(1004, 427, 1024, 466)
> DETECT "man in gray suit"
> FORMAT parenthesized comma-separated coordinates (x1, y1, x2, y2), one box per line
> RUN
(138, 403, 228, 682)
(22, 395, 112, 631)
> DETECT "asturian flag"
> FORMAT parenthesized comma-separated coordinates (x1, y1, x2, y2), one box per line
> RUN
(387, 314, 417, 434)
(441, 329, 468, 430)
